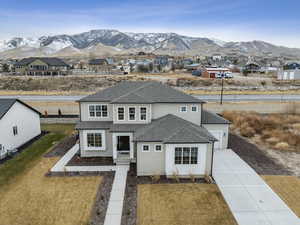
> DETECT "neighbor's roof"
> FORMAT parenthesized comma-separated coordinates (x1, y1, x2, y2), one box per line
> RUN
(15, 57, 69, 67)
(0, 99, 41, 120)
(88, 59, 108, 65)
(134, 114, 217, 143)
(79, 81, 205, 104)
(201, 110, 230, 124)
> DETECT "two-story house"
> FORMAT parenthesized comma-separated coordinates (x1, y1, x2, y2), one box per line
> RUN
(75, 81, 230, 177)
(14, 57, 69, 76)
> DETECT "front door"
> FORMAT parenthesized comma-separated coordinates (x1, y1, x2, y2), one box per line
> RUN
(117, 136, 130, 152)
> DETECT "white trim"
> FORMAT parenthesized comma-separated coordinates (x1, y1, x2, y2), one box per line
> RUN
(117, 106, 126, 121)
(179, 105, 188, 113)
(88, 104, 109, 118)
(128, 106, 137, 121)
(191, 105, 198, 112)
(83, 130, 106, 151)
(142, 144, 150, 152)
(154, 144, 162, 152)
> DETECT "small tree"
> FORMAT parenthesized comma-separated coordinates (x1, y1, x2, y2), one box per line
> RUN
(2, 63, 10, 72)
(58, 109, 62, 117)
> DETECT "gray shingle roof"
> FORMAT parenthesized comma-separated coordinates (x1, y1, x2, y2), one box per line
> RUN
(202, 110, 230, 124)
(79, 81, 205, 104)
(15, 57, 69, 67)
(89, 59, 108, 65)
(134, 114, 217, 143)
(0, 99, 40, 120)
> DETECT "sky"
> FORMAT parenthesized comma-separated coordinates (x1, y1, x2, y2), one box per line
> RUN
(1, 0, 300, 47)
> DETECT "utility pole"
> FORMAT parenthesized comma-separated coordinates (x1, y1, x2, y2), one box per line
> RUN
(220, 73, 224, 105)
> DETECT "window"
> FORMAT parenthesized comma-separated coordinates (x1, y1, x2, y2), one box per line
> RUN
(140, 107, 147, 121)
(180, 106, 187, 112)
(13, 126, 18, 136)
(142, 145, 150, 152)
(87, 133, 102, 147)
(155, 144, 162, 152)
(129, 107, 136, 121)
(174, 147, 198, 165)
(89, 104, 108, 118)
(191, 105, 198, 112)
(117, 107, 125, 120)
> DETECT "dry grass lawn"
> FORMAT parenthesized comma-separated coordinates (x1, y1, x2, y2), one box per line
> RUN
(138, 183, 237, 225)
(263, 176, 300, 217)
(0, 157, 101, 225)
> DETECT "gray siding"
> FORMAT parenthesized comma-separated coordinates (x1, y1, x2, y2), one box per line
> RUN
(80, 102, 113, 121)
(203, 124, 229, 149)
(79, 129, 113, 157)
(137, 142, 165, 176)
(152, 103, 202, 125)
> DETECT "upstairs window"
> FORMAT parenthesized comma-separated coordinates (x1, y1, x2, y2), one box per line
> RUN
(89, 104, 108, 118)
(118, 107, 125, 121)
(180, 106, 187, 112)
(129, 107, 136, 121)
(13, 126, 18, 136)
(140, 107, 147, 121)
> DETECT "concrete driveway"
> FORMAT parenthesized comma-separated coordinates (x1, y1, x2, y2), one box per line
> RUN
(213, 149, 300, 225)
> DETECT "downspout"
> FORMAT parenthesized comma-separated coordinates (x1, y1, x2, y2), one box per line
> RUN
(78, 102, 82, 156)
(210, 141, 215, 178)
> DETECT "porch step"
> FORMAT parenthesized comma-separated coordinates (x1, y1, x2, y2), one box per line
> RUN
(115, 158, 130, 165)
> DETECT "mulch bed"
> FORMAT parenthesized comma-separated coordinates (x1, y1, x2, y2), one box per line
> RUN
(44, 134, 78, 158)
(66, 155, 114, 166)
(0, 131, 48, 164)
(229, 133, 292, 175)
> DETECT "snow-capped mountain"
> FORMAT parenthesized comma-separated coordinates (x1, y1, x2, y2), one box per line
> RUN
(1, 29, 300, 58)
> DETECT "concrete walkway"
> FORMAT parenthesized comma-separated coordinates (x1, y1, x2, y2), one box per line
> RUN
(50, 144, 129, 225)
(213, 149, 300, 225)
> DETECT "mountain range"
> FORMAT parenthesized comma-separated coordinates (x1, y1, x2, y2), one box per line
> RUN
(1, 29, 300, 59)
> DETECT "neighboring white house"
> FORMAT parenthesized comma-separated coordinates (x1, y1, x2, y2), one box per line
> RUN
(0, 99, 41, 159)
(75, 81, 230, 177)
(277, 69, 300, 80)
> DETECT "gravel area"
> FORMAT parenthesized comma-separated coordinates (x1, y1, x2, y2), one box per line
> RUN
(44, 134, 78, 157)
(66, 155, 114, 166)
(229, 133, 293, 175)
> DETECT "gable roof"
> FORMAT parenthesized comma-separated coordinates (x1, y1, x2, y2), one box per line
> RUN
(201, 110, 230, 124)
(79, 81, 205, 104)
(133, 114, 217, 143)
(0, 99, 41, 120)
(15, 57, 69, 67)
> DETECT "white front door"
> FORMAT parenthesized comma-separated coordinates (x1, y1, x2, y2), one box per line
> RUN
(210, 131, 223, 149)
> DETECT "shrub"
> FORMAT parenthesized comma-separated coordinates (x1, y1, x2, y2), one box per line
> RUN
(151, 174, 161, 183)
(240, 123, 256, 137)
(274, 142, 290, 150)
(266, 137, 279, 145)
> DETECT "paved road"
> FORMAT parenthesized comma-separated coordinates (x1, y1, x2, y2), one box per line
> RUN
(1, 94, 300, 102)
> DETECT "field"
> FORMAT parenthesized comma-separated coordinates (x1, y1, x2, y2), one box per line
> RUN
(0, 124, 101, 225)
(263, 176, 300, 217)
(137, 183, 238, 225)
(222, 111, 300, 152)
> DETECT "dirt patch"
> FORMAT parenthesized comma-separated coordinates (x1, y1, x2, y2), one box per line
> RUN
(44, 134, 78, 157)
(229, 133, 292, 175)
(66, 155, 114, 166)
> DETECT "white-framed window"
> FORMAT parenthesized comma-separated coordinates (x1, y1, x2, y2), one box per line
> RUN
(85, 130, 105, 150)
(174, 147, 198, 164)
(154, 144, 162, 152)
(142, 144, 150, 152)
(117, 107, 125, 121)
(128, 107, 136, 121)
(89, 104, 108, 118)
(13, 126, 18, 136)
(191, 105, 198, 112)
(140, 107, 147, 121)
(180, 106, 188, 112)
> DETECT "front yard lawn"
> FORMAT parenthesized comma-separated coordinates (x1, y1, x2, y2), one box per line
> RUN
(263, 176, 300, 217)
(137, 183, 238, 225)
(0, 124, 74, 187)
(0, 124, 101, 225)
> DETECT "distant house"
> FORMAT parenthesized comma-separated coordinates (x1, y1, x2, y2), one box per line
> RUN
(14, 57, 69, 76)
(0, 99, 41, 159)
(201, 67, 230, 78)
(88, 59, 113, 73)
(154, 56, 169, 66)
(277, 69, 300, 80)
(283, 62, 300, 70)
(185, 63, 201, 71)
(243, 57, 261, 73)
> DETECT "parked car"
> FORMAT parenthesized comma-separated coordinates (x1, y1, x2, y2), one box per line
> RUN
(216, 72, 233, 79)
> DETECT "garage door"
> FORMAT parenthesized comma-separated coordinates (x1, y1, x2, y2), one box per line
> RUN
(210, 131, 223, 149)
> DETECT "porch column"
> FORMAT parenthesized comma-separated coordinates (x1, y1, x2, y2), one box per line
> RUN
(112, 133, 117, 160)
